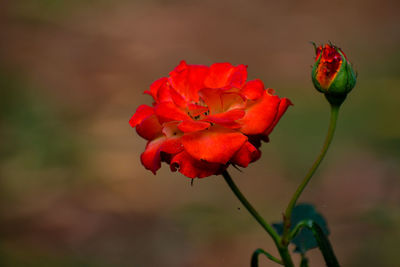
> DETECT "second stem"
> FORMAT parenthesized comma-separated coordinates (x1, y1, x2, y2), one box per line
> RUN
(282, 103, 340, 245)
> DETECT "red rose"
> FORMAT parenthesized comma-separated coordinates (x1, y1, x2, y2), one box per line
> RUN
(130, 61, 292, 178)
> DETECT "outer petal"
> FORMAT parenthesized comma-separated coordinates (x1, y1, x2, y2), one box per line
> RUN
(140, 137, 166, 174)
(263, 98, 293, 136)
(181, 126, 247, 164)
(178, 120, 210, 133)
(231, 141, 261, 167)
(136, 114, 163, 140)
(155, 81, 173, 103)
(160, 137, 184, 154)
(155, 102, 191, 123)
(168, 60, 209, 102)
(238, 90, 281, 135)
(204, 109, 245, 129)
(144, 77, 168, 101)
(204, 63, 247, 89)
(170, 151, 224, 178)
(240, 79, 265, 100)
(129, 105, 154, 128)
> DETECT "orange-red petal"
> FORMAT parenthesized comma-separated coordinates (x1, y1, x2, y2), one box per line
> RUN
(199, 88, 223, 114)
(168, 60, 209, 102)
(204, 63, 247, 89)
(144, 77, 168, 101)
(264, 98, 293, 136)
(170, 151, 224, 178)
(239, 90, 281, 135)
(169, 88, 187, 108)
(160, 137, 184, 154)
(240, 79, 265, 100)
(231, 141, 261, 167)
(221, 92, 246, 111)
(129, 105, 154, 128)
(178, 120, 210, 133)
(136, 114, 162, 140)
(140, 137, 166, 174)
(155, 102, 191, 123)
(204, 109, 245, 129)
(187, 103, 209, 117)
(181, 126, 247, 164)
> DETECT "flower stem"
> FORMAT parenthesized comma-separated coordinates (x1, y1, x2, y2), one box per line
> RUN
(251, 248, 283, 266)
(222, 170, 294, 266)
(290, 220, 340, 267)
(282, 104, 340, 244)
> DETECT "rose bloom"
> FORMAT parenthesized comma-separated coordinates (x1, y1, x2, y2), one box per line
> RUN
(130, 61, 292, 178)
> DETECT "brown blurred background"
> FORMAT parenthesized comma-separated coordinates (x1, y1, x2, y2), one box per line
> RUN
(1, 0, 399, 266)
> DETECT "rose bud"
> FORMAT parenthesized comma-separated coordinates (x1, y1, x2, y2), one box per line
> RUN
(311, 43, 357, 105)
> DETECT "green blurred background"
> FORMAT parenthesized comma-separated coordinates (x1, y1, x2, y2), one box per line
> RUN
(1, 0, 399, 266)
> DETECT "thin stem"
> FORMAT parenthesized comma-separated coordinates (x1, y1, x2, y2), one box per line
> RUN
(282, 104, 340, 243)
(300, 253, 309, 267)
(290, 220, 340, 267)
(251, 248, 283, 266)
(222, 170, 294, 267)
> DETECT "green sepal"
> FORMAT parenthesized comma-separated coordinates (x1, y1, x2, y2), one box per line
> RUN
(327, 49, 356, 96)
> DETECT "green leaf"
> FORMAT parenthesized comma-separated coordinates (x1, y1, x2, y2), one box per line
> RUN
(272, 203, 330, 253)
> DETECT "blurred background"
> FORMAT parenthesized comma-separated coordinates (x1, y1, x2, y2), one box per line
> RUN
(1, 0, 399, 266)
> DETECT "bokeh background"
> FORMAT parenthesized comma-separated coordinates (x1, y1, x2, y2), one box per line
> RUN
(1, 0, 399, 266)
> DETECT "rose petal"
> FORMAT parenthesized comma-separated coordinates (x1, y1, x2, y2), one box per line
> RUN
(144, 77, 168, 101)
(168, 60, 209, 102)
(155, 102, 191, 123)
(238, 90, 281, 135)
(170, 151, 224, 178)
(204, 109, 245, 128)
(230, 64, 248, 88)
(240, 79, 265, 100)
(198, 88, 223, 114)
(178, 120, 210, 133)
(129, 105, 154, 128)
(136, 114, 163, 140)
(187, 103, 209, 117)
(181, 126, 247, 164)
(140, 137, 166, 174)
(204, 63, 247, 89)
(160, 137, 184, 154)
(264, 98, 293, 136)
(170, 88, 187, 108)
(156, 81, 173, 103)
(231, 141, 261, 167)
(160, 122, 184, 154)
(162, 121, 181, 137)
(221, 92, 246, 111)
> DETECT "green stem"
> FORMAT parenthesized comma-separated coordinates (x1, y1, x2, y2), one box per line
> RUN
(300, 253, 309, 267)
(282, 104, 340, 244)
(251, 248, 283, 266)
(222, 170, 294, 267)
(290, 220, 340, 267)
